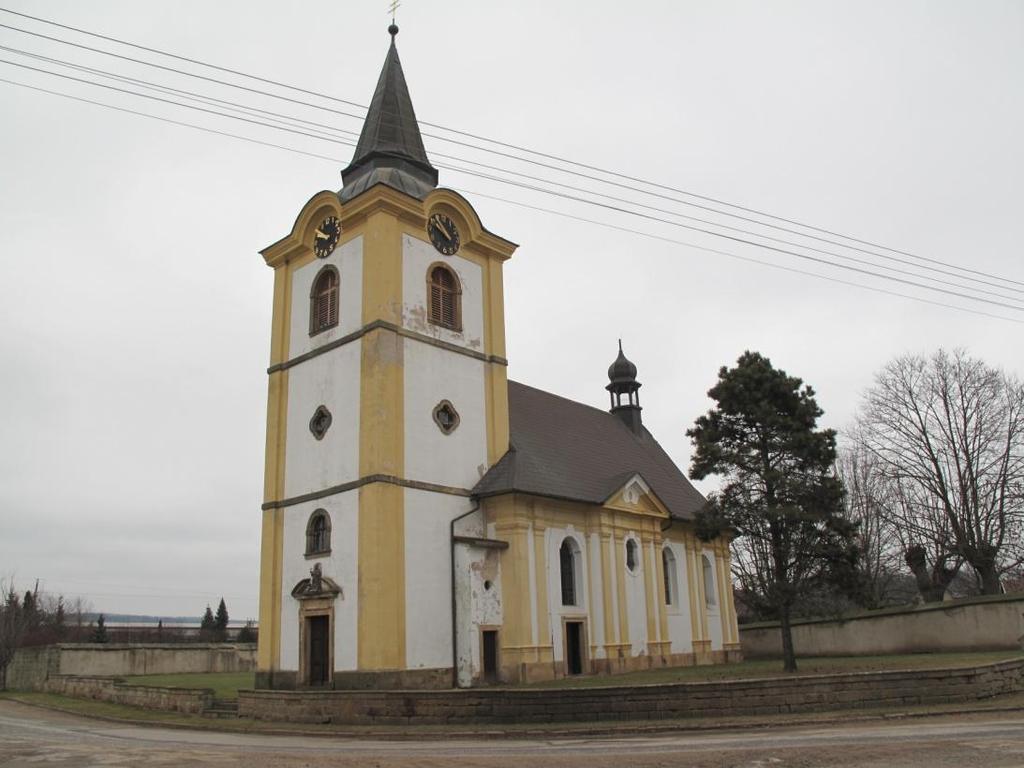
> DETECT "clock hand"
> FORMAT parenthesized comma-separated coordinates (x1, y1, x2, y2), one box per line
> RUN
(315, 229, 329, 239)
(434, 218, 453, 240)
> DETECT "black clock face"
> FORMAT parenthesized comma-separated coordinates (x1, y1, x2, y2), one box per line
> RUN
(313, 215, 341, 258)
(428, 213, 460, 255)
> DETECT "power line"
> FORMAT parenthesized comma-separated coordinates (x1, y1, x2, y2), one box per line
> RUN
(1, 6, 1021, 292)
(4, 62, 1024, 316)
(461, 188, 1024, 327)
(5, 42, 1017, 304)
(4, 75, 1020, 327)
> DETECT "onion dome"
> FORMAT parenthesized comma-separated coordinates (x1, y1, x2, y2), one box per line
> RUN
(607, 340, 638, 389)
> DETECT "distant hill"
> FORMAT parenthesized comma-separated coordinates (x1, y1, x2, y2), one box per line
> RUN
(80, 613, 250, 626)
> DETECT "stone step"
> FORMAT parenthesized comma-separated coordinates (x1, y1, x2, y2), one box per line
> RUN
(202, 699, 239, 718)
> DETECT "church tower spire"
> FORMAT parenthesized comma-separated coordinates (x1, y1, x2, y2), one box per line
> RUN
(340, 25, 439, 202)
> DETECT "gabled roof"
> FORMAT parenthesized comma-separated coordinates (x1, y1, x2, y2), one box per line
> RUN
(473, 381, 707, 520)
(340, 29, 439, 202)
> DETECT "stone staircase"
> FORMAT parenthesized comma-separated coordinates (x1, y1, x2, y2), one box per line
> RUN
(202, 698, 239, 719)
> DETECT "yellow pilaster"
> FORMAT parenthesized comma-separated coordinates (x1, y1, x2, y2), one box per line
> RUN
(532, 524, 551, 651)
(641, 535, 657, 644)
(600, 531, 616, 650)
(614, 532, 630, 647)
(257, 262, 291, 673)
(494, 516, 533, 656)
(357, 208, 406, 670)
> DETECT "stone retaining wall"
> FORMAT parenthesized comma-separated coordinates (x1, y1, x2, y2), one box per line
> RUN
(740, 594, 1024, 659)
(237, 657, 1024, 725)
(44, 675, 213, 714)
(5, 643, 256, 691)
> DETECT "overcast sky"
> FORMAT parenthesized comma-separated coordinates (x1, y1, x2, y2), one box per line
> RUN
(1, 1, 1021, 619)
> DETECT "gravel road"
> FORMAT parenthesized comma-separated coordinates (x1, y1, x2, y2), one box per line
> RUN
(2, 699, 1023, 767)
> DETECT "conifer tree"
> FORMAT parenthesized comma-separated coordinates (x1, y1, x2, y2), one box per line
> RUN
(214, 598, 229, 642)
(200, 605, 215, 641)
(688, 351, 855, 672)
(92, 614, 109, 644)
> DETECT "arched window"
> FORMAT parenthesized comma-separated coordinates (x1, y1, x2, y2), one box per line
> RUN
(662, 547, 677, 606)
(428, 264, 461, 330)
(306, 510, 331, 555)
(559, 538, 580, 606)
(702, 554, 717, 608)
(310, 266, 339, 335)
(625, 538, 639, 573)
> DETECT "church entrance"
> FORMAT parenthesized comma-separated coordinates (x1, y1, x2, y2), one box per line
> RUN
(307, 615, 330, 686)
(564, 620, 585, 676)
(482, 629, 499, 683)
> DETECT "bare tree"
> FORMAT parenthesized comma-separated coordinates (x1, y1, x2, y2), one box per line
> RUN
(856, 349, 1024, 595)
(835, 445, 906, 607)
(0, 581, 30, 690)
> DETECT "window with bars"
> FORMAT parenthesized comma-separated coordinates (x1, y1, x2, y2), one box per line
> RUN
(428, 264, 461, 330)
(559, 539, 578, 606)
(306, 510, 331, 556)
(310, 266, 339, 335)
(702, 554, 717, 608)
(625, 538, 639, 573)
(662, 547, 677, 606)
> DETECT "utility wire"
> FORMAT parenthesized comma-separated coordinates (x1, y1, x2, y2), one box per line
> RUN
(4, 75, 1021, 328)
(460, 188, 1024, 327)
(5, 42, 1017, 304)
(4, 59, 1023, 315)
(1, 7, 1021, 292)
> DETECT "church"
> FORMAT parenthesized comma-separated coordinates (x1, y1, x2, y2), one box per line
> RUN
(256, 25, 741, 690)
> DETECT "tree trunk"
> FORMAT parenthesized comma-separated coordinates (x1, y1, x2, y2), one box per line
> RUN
(779, 603, 798, 673)
(904, 545, 954, 603)
(977, 564, 1003, 595)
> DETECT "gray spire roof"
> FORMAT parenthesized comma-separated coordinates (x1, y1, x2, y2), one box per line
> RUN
(340, 28, 439, 202)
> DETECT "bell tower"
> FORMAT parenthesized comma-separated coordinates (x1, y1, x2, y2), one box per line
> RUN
(256, 25, 517, 689)
(607, 340, 643, 435)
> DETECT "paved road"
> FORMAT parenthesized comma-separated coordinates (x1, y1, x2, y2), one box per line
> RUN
(2, 700, 1023, 767)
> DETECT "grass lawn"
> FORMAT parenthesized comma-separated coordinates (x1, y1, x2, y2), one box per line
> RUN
(521, 650, 1023, 688)
(121, 672, 254, 699)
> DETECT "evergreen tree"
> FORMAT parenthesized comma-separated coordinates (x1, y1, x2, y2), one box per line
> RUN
(92, 614, 109, 644)
(236, 620, 257, 644)
(52, 597, 66, 641)
(200, 605, 215, 640)
(687, 351, 855, 672)
(214, 598, 229, 642)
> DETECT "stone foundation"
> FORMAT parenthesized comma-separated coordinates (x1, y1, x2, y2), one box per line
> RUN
(257, 667, 452, 690)
(239, 656, 1024, 726)
(44, 675, 213, 714)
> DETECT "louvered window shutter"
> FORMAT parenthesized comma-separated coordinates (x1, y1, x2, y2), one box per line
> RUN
(312, 270, 339, 333)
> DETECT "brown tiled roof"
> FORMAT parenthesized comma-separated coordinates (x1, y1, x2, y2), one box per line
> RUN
(472, 381, 706, 520)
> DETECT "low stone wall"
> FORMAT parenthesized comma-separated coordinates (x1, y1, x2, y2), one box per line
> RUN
(3, 646, 60, 690)
(740, 594, 1024, 659)
(5, 643, 256, 691)
(44, 675, 213, 714)
(237, 656, 1024, 725)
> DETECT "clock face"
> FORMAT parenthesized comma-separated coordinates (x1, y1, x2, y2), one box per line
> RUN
(313, 216, 341, 258)
(428, 213, 460, 255)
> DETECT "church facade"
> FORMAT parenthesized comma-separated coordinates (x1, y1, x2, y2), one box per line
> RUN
(256, 27, 741, 690)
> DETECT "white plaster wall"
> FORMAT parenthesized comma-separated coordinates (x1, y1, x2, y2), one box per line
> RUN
(453, 519, 504, 688)
(703, 548, 724, 651)
(546, 526, 588, 663)
(623, 535, 649, 655)
(279, 492, 359, 673)
(288, 236, 363, 359)
(283, 342, 360, 499)
(665, 541, 694, 654)
(404, 488, 475, 670)
(403, 339, 488, 489)
(400, 235, 484, 352)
